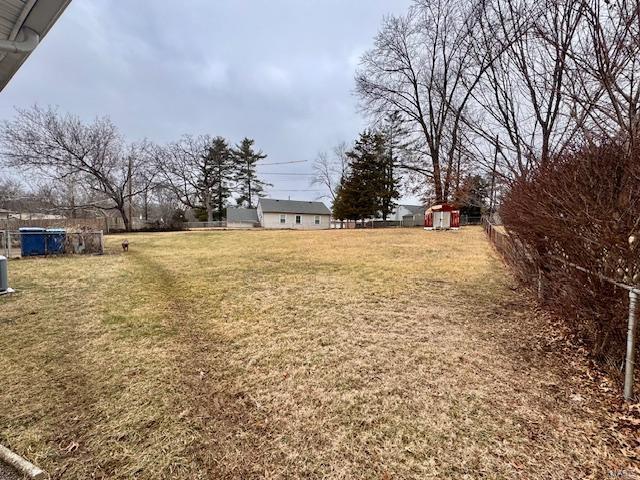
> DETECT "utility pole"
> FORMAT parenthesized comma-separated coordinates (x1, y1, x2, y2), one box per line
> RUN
(489, 135, 499, 215)
(128, 155, 133, 232)
(247, 159, 253, 208)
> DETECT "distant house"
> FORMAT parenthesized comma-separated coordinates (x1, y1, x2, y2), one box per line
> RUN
(226, 207, 259, 228)
(396, 205, 425, 226)
(11, 212, 65, 220)
(257, 199, 331, 229)
(0, 209, 14, 220)
(372, 204, 425, 225)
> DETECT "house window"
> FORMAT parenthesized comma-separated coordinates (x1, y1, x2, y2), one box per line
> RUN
(280, 214, 286, 224)
(295, 215, 302, 224)
(314, 215, 321, 225)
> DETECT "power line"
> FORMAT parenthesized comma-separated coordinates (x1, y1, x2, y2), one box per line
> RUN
(260, 172, 314, 176)
(267, 189, 324, 192)
(259, 160, 308, 166)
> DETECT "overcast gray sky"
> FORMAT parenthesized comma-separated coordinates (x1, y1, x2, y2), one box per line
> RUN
(0, 0, 415, 202)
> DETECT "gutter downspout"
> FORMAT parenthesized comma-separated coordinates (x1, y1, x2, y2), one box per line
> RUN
(0, 27, 39, 54)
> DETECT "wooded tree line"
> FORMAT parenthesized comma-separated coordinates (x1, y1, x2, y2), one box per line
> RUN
(0, 106, 270, 229)
(353, 0, 640, 204)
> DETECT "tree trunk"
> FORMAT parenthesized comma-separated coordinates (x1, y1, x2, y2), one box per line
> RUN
(489, 135, 499, 214)
(118, 205, 130, 232)
(201, 190, 213, 222)
(218, 189, 224, 220)
(143, 190, 149, 221)
(432, 159, 444, 203)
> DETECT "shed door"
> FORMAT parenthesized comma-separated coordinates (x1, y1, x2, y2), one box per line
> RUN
(433, 211, 443, 229)
(425, 212, 433, 228)
(451, 211, 460, 228)
(441, 212, 451, 229)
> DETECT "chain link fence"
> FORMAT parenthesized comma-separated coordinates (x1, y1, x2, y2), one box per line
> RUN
(1, 230, 104, 258)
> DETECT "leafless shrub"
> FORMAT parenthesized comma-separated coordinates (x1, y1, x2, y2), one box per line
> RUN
(501, 138, 640, 366)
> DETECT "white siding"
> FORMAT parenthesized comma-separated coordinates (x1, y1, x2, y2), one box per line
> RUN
(260, 212, 330, 229)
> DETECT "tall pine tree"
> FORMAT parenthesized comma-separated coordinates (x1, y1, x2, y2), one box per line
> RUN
(332, 129, 401, 223)
(232, 138, 271, 208)
(194, 136, 234, 222)
(379, 112, 404, 222)
(208, 137, 233, 221)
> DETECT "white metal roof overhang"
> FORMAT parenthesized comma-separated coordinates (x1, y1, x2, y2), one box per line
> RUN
(0, 0, 71, 91)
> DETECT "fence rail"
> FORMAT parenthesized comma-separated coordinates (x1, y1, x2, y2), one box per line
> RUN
(184, 221, 227, 229)
(461, 215, 483, 226)
(4, 217, 107, 231)
(483, 217, 640, 401)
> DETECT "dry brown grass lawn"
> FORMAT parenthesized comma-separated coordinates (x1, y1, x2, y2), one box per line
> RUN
(0, 227, 636, 479)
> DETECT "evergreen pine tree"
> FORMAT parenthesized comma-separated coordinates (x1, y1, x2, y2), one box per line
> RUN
(231, 138, 271, 208)
(208, 137, 234, 221)
(338, 131, 385, 221)
(331, 182, 349, 220)
(332, 129, 402, 223)
(196, 136, 233, 221)
(379, 112, 404, 222)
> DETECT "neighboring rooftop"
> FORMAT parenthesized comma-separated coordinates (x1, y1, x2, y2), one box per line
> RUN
(226, 207, 258, 223)
(0, 0, 71, 91)
(258, 199, 331, 215)
(399, 204, 425, 214)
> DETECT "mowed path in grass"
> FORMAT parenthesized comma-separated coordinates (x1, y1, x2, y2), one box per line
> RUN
(0, 227, 632, 479)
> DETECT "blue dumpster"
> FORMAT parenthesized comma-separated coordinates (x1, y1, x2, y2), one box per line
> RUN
(46, 228, 66, 254)
(19, 227, 46, 257)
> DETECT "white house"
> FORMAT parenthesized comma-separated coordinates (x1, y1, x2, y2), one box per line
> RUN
(256, 199, 331, 229)
(372, 204, 425, 225)
(226, 207, 259, 228)
(394, 205, 425, 222)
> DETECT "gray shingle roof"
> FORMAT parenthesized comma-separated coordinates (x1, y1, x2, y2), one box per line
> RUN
(401, 204, 425, 215)
(258, 198, 331, 215)
(226, 207, 259, 223)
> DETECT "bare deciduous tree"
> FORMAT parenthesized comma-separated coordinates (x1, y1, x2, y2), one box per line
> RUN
(0, 106, 153, 231)
(469, 0, 586, 180)
(311, 141, 350, 202)
(154, 135, 234, 222)
(357, 0, 499, 203)
(572, 0, 640, 151)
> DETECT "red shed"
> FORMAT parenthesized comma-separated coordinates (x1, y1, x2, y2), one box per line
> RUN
(424, 203, 460, 230)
